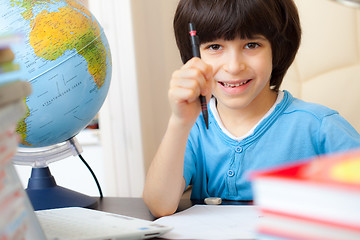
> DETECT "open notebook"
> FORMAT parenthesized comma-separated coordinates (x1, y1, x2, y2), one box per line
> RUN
(1, 163, 172, 240)
(36, 207, 172, 240)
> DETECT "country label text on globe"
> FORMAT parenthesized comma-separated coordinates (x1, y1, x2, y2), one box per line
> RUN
(0, 0, 112, 147)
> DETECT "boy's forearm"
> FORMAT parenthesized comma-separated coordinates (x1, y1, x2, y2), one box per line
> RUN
(143, 116, 192, 217)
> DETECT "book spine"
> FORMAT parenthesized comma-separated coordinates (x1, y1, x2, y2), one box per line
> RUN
(257, 208, 360, 240)
(0, 128, 18, 168)
(0, 100, 27, 131)
(253, 178, 360, 225)
(260, 208, 360, 230)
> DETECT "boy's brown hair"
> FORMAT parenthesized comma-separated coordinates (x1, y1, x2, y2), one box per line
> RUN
(174, 0, 301, 91)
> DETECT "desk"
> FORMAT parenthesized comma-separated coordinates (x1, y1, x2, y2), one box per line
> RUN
(94, 197, 193, 221)
(94, 197, 252, 220)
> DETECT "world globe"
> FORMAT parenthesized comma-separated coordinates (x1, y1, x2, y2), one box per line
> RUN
(0, 0, 112, 148)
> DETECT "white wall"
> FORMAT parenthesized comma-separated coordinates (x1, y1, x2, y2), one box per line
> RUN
(88, 0, 182, 196)
(131, 0, 181, 172)
(80, 0, 182, 197)
(89, 0, 182, 196)
(89, 0, 145, 197)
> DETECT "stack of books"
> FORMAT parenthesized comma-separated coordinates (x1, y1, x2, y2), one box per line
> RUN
(251, 150, 360, 240)
(0, 34, 31, 165)
(0, 34, 33, 239)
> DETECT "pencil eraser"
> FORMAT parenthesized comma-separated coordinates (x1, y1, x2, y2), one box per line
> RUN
(204, 197, 222, 205)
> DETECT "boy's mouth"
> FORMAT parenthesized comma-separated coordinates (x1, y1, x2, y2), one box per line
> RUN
(220, 79, 251, 88)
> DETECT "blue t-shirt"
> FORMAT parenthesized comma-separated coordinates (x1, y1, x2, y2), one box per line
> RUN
(183, 91, 360, 200)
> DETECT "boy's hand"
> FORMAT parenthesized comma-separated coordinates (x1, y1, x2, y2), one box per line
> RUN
(168, 57, 213, 128)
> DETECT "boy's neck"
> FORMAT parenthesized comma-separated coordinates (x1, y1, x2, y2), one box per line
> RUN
(216, 90, 278, 138)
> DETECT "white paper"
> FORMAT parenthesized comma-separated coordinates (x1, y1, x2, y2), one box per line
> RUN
(154, 205, 261, 239)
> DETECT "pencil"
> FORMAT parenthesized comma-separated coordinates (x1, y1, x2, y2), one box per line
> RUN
(188, 22, 209, 129)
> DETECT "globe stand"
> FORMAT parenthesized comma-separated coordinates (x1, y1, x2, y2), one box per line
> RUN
(26, 166, 97, 210)
(12, 137, 98, 211)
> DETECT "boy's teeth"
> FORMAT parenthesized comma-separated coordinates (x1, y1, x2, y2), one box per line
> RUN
(223, 80, 249, 87)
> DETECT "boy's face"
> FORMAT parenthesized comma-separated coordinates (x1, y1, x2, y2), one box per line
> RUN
(200, 36, 274, 113)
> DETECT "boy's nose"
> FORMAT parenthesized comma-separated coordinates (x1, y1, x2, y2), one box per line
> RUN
(223, 55, 246, 74)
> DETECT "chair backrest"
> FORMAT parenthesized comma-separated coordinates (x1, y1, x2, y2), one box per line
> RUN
(282, 0, 360, 133)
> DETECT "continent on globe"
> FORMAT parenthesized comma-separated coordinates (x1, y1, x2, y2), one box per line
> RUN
(28, 1, 107, 88)
(0, 0, 112, 147)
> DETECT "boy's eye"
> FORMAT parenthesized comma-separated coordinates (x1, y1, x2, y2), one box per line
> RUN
(207, 44, 222, 51)
(245, 42, 260, 49)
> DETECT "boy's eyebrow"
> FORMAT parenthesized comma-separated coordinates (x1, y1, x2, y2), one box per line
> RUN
(246, 35, 267, 41)
(199, 35, 268, 44)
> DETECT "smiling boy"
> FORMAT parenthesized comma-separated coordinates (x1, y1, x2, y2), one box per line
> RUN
(143, 0, 360, 217)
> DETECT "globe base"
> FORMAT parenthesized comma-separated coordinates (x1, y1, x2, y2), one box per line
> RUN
(26, 167, 98, 211)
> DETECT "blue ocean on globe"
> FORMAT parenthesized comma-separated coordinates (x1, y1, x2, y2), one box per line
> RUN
(0, 0, 112, 147)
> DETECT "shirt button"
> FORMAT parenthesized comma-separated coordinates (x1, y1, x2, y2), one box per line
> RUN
(227, 170, 235, 177)
(235, 147, 243, 153)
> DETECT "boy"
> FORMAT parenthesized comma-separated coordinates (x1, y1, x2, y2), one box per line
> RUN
(143, 0, 360, 217)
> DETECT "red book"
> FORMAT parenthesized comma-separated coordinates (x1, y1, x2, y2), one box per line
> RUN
(251, 149, 360, 231)
(257, 208, 360, 240)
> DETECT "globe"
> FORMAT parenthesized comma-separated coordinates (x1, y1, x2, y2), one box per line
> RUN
(0, 0, 112, 148)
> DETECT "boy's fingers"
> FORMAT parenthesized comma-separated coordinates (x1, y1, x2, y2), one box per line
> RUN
(183, 57, 212, 78)
(169, 87, 199, 103)
(171, 68, 203, 91)
(181, 58, 213, 94)
(170, 73, 201, 103)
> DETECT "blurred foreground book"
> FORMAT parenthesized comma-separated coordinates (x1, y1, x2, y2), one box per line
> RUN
(0, 34, 35, 239)
(251, 150, 360, 240)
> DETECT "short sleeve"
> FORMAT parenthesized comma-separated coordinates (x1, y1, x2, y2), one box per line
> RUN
(318, 113, 360, 153)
